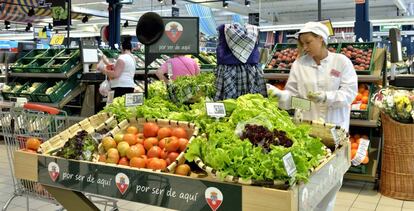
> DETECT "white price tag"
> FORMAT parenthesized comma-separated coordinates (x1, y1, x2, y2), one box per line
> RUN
(283, 152, 297, 177)
(330, 128, 339, 146)
(114, 43, 119, 49)
(125, 93, 144, 107)
(205, 102, 226, 118)
(10, 97, 28, 108)
(291, 96, 311, 111)
(351, 138, 370, 166)
(106, 91, 115, 105)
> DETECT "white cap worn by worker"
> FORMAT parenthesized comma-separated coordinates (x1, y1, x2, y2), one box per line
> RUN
(295, 22, 330, 44)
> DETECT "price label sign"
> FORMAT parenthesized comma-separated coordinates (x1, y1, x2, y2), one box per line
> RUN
(106, 91, 115, 105)
(50, 34, 65, 45)
(125, 93, 144, 107)
(351, 138, 370, 166)
(291, 96, 311, 111)
(330, 128, 339, 146)
(283, 152, 297, 177)
(206, 102, 226, 118)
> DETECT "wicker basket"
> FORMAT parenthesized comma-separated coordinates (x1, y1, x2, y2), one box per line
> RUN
(380, 112, 414, 200)
(39, 113, 118, 154)
(105, 118, 199, 173)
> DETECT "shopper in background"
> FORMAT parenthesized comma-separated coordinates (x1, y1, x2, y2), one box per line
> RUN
(214, 23, 267, 100)
(102, 36, 136, 98)
(267, 22, 358, 211)
(155, 55, 200, 82)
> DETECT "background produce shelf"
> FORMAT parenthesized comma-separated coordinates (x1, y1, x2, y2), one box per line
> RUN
(339, 42, 376, 75)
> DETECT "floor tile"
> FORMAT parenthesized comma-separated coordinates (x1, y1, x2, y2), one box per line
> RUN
(375, 205, 402, 211)
(402, 209, 414, 211)
(404, 201, 414, 209)
(349, 208, 369, 211)
(334, 206, 350, 211)
(337, 191, 359, 201)
(352, 201, 377, 210)
(335, 198, 354, 207)
(0, 202, 16, 210)
(355, 190, 381, 204)
(379, 195, 404, 207)
(119, 202, 148, 211)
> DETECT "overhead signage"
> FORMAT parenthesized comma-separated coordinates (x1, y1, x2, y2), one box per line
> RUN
(380, 25, 402, 32)
(320, 19, 335, 36)
(50, 34, 65, 45)
(248, 13, 260, 26)
(38, 156, 242, 211)
(149, 17, 199, 55)
(46, 0, 70, 26)
(172, 7, 179, 17)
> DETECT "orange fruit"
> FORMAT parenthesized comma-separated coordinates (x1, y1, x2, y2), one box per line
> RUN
(126, 126, 139, 134)
(358, 84, 367, 93)
(361, 96, 369, 104)
(362, 155, 369, 164)
(351, 142, 359, 149)
(27, 137, 41, 151)
(360, 103, 368, 110)
(363, 90, 370, 97)
(351, 149, 357, 159)
(123, 133, 137, 145)
(355, 93, 362, 101)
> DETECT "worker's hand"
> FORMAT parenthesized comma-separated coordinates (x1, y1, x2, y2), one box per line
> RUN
(307, 91, 327, 103)
(266, 83, 283, 98)
(97, 49, 104, 58)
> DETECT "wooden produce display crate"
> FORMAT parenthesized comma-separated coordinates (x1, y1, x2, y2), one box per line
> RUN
(13, 139, 350, 211)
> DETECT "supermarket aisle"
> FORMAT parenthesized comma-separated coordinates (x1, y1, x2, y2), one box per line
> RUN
(1, 142, 413, 211)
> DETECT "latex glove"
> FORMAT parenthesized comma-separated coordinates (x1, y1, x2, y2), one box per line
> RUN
(266, 83, 283, 98)
(307, 91, 327, 103)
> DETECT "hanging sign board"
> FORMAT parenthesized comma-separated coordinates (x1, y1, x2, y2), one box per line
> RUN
(50, 34, 65, 45)
(248, 13, 260, 26)
(319, 19, 335, 36)
(46, 0, 70, 26)
(149, 17, 199, 55)
(172, 7, 179, 17)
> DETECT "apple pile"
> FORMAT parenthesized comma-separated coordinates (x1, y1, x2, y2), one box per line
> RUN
(349, 134, 369, 164)
(99, 122, 191, 176)
(340, 45, 373, 71)
(267, 48, 298, 70)
(351, 83, 370, 111)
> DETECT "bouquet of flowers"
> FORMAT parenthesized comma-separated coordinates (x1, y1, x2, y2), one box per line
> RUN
(371, 87, 414, 123)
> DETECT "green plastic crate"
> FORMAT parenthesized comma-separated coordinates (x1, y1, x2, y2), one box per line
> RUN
(22, 49, 47, 59)
(33, 79, 79, 103)
(339, 42, 376, 75)
(43, 58, 80, 73)
(2, 82, 27, 100)
(55, 49, 80, 59)
(348, 164, 368, 174)
(18, 82, 47, 101)
(10, 58, 33, 73)
(42, 49, 64, 58)
(25, 58, 53, 73)
(351, 83, 374, 120)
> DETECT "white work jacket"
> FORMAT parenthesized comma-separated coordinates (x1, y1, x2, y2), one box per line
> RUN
(278, 52, 358, 131)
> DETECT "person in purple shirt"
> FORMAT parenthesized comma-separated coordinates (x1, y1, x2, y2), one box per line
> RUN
(155, 55, 200, 82)
(214, 23, 267, 100)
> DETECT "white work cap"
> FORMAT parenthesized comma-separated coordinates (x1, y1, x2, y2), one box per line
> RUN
(296, 22, 330, 44)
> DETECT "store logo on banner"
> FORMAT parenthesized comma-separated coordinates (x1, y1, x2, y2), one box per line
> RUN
(48, 162, 60, 182)
(115, 173, 129, 195)
(165, 21, 183, 44)
(205, 187, 223, 211)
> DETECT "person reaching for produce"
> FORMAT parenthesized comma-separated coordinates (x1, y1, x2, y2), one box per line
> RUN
(155, 55, 200, 83)
(102, 36, 137, 98)
(267, 21, 358, 211)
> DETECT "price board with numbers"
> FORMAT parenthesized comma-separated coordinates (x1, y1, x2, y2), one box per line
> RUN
(205, 102, 226, 118)
(283, 152, 297, 177)
(125, 93, 144, 107)
(50, 34, 65, 45)
(291, 96, 311, 111)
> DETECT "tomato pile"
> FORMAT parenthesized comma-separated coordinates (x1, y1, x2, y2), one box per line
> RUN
(340, 45, 373, 71)
(99, 123, 190, 175)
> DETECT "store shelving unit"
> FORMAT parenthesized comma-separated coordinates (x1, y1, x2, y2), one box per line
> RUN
(36, 84, 87, 108)
(8, 63, 82, 79)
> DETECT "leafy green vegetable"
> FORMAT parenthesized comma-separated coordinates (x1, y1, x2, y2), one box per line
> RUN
(168, 72, 216, 103)
(148, 80, 168, 100)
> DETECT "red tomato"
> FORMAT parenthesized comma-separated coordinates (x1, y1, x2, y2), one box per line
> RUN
(165, 137, 179, 152)
(130, 157, 146, 168)
(178, 138, 189, 152)
(143, 123, 159, 138)
(144, 137, 158, 151)
(147, 158, 166, 170)
(157, 127, 172, 140)
(171, 128, 188, 139)
(168, 152, 179, 162)
(147, 146, 162, 158)
(159, 138, 166, 149)
(160, 150, 168, 159)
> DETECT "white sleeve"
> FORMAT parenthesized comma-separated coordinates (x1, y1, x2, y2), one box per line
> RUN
(278, 62, 300, 110)
(325, 57, 358, 108)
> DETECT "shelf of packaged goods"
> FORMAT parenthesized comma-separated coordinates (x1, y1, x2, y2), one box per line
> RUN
(349, 119, 378, 128)
(36, 84, 86, 108)
(263, 73, 381, 82)
(9, 63, 82, 79)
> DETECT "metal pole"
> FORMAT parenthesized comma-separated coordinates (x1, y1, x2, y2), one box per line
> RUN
(318, 0, 322, 20)
(66, 0, 71, 48)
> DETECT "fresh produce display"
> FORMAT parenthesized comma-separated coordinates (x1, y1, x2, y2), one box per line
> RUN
(167, 72, 216, 103)
(99, 124, 190, 172)
(198, 52, 217, 66)
(2, 83, 22, 93)
(339, 44, 373, 72)
(21, 137, 42, 153)
(352, 83, 370, 111)
(349, 134, 369, 165)
(20, 83, 42, 94)
(45, 81, 64, 95)
(267, 47, 298, 70)
(55, 130, 99, 161)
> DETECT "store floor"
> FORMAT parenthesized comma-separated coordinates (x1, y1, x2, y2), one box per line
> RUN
(1, 143, 413, 211)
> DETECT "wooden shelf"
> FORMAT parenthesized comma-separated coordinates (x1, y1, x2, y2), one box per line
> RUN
(350, 119, 378, 128)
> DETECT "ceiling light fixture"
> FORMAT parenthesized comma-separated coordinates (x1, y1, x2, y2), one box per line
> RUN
(172, 0, 176, 6)
(82, 15, 89, 23)
(158, 0, 164, 4)
(27, 7, 35, 17)
(4, 20, 10, 30)
(223, 0, 228, 8)
(48, 23, 53, 30)
(245, 0, 250, 7)
(123, 20, 129, 27)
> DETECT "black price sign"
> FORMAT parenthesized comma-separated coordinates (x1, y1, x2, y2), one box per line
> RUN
(46, 0, 70, 26)
(248, 13, 260, 26)
(149, 17, 199, 55)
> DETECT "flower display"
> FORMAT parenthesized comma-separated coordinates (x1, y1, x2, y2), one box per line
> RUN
(371, 87, 414, 123)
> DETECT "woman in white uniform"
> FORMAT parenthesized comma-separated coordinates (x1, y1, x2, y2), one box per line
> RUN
(268, 22, 358, 211)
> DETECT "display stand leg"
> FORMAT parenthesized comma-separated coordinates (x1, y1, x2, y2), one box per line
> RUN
(43, 185, 99, 211)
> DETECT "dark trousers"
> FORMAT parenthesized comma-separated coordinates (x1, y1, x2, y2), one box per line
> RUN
(112, 87, 135, 98)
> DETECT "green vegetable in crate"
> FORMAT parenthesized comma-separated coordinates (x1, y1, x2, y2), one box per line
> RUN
(45, 81, 63, 95)
(11, 84, 23, 92)
(21, 83, 42, 94)
(2, 84, 11, 92)
(55, 130, 98, 161)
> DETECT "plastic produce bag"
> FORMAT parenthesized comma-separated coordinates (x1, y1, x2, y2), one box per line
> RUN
(99, 76, 111, 97)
